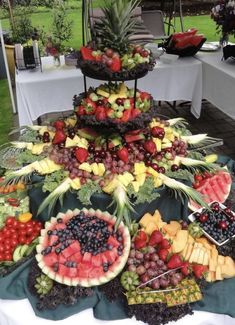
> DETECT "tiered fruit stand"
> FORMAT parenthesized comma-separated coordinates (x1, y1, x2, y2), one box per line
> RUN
(1, 1, 235, 324)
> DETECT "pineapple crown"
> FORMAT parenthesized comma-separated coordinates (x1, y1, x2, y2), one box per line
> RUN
(93, 0, 141, 55)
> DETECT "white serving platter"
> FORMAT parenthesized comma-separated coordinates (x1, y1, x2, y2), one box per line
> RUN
(188, 201, 235, 246)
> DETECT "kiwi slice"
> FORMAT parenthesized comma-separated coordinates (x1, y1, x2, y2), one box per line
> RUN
(34, 274, 53, 297)
(120, 271, 139, 291)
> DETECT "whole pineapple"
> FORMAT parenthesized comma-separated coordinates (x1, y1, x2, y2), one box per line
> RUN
(93, 0, 141, 55)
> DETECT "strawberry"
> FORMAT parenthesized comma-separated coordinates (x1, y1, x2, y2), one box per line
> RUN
(107, 108, 115, 118)
(192, 264, 208, 279)
(148, 230, 163, 246)
(52, 130, 67, 145)
(144, 140, 156, 154)
(117, 147, 129, 163)
(167, 254, 183, 269)
(95, 106, 107, 121)
(53, 120, 65, 130)
(80, 46, 94, 61)
(74, 147, 89, 163)
(159, 238, 171, 249)
(134, 230, 147, 249)
(158, 248, 169, 261)
(76, 105, 86, 116)
(181, 261, 191, 276)
(95, 55, 102, 62)
(140, 91, 151, 101)
(132, 108, 141, 119)
(134, 238, 146, 250)
(110, 57, 121, 72)
(121, 109, 132, 122)
(84, 98, 96, 115)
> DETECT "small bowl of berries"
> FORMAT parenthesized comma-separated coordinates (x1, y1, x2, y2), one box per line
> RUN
(188, 201, 235, 246)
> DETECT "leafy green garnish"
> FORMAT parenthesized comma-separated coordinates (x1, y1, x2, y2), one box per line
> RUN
(42, 171, 68, 193)
(19, 128, 40, 143)
(165, 169, 194, 182)
(127, 177, 160, 204)
(17, 150, 45, 165)
(77, 181, 102, 206)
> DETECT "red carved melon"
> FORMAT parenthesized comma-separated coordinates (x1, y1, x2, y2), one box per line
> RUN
(189, 170, 232, 211)
(36, 208, 130, 287)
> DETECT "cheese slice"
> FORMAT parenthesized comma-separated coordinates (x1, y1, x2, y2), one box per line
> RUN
(197, 249, 205, 264)
(185, 243, 194, 261)
(181, 244, 188, 259)
(215, 265, 223, 281)
(203, 251, 210, 266)
(218, 255, 225, 265)
(189, 244, 199, 263)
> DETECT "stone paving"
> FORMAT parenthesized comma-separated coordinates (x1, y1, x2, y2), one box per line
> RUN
(13, 100, 235, 159)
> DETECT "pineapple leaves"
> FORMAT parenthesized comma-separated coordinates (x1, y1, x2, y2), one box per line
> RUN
(37, 178, 72, 217)
(94, 0, 141, 54)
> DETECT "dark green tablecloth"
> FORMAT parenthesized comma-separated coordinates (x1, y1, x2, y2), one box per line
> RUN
(0, 156, 235, 321)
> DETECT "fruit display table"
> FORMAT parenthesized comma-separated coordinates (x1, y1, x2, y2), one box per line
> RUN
(16, 55, 202, 126)
(196, 49, 235, 120)
(1, 299, 235, 325)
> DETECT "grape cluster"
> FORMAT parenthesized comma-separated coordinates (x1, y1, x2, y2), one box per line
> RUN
(127, 246, 183, 290)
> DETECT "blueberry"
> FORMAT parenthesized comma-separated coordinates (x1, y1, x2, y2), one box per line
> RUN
(47, 230, 52, 236)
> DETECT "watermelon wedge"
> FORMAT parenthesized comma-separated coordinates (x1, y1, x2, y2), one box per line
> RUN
(189, 170, 232, 211)
(36, 208, 130, 287)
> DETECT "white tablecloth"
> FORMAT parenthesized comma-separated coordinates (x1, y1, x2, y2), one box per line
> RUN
(16, 56, 202, 126)
(196, 50, 235, 119)
(0, 298, 235, 325)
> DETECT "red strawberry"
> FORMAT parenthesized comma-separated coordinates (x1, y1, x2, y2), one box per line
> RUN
(121, 109, 132, 122)
(134, 238, 146, 250)
(84, 98, 96, 115)
(132, 108, 141, 119)
(167, 254, 183, 269)
(53, 120, 65, 130)
(117, 147, 129, 163)
(76, 105, 86, 116)
(110, 57, 121, 72)
(140, 91, 151, 101)
(192, 264, 208, 279)
(80, 46, 94, 61)
(107, 108, 114, 118)
(95, 106, 107, 121)
(158, 248, 169, 261)
(52, 130, 67, 145)
(159, 238, 171, 249)
(137, 230, 148, 241)
(144, 140, 156, 154)
(134, 230, 148, 249)
(74, 147, 89, 163)
(95, 55, 102, 62)
(148, 230, 163, 246)
(181, 261, 191, 276)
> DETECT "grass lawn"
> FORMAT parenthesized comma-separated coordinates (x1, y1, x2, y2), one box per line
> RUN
(0, 79, 13, 145)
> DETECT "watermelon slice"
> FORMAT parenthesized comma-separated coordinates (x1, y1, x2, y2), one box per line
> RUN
(189, 170, 232, 211)
(36, 208, 130, 287)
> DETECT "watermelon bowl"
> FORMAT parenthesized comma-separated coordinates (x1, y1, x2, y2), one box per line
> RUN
(36, 208, 131, 287)
(188, 201, 235, 246)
